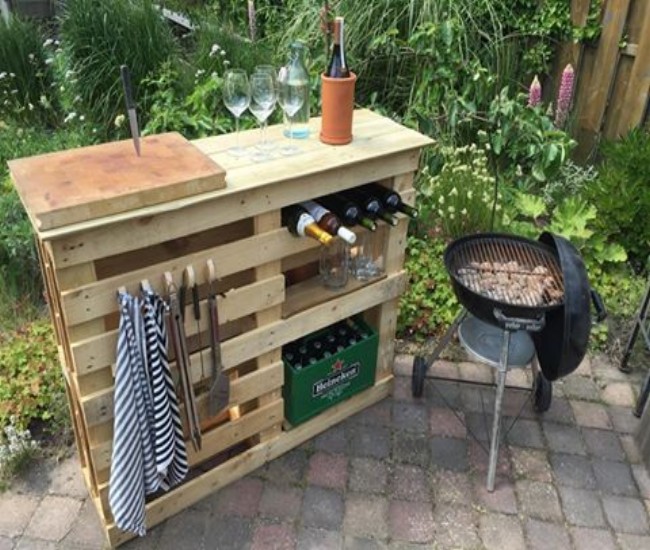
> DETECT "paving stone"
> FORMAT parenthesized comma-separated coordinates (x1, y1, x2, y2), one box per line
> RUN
(581, 428, 626, 461)
(392, 432, 430, 468)
(504, 418, 545, 449)
(458, 361, 494, 384)
(251, 522, 296, 550)
(509, 447, 552, 482)
(515, 480, 562, 522)
(120, 527, 162, 549)
(0, 492, 40, 537)
(591, 354, 628, 381)
(632, 464, 650, 499)
(430, 436, 467, 472)
(211, 477, 264, 517)
(349, 458, 388, 494)
(0, 537, 13, 550)
(558, 487, 606, 527)
(13, 539, 55, 550)
(388, 500, 435, 544)
(570, 527, 617, 550)
(550, 453, 596, 489)
(389, 464, 431, 502)
(258, 484, 302, 520)
(543, 422, 587, 455)
(608, 406, 640, 434)
(262, 448, 309, 485)
(427, 380, 462, 409)
(392, 402, 429, 433)
(155, 508, 208, 550)
(460, 386, 494, 414)
(464, 412, 491, 442)
(204, 517, 252, 550)
(432, 503, 481, 549)
(502, 390, 536, 419)
(24, 495, 81, 542)
(47, 456, 87, 499)
(525, 518, 571, 550)
(575, 355, 592, 377)
(430, 470, 473, 507)
(502, 368, 530, 390)
(344, 535, 388, 549)
(557, 375, 601, 401)
(392, 376, 417, 402)
(601, 382, 636, 407)
(343, 493, 389, 539)
(479, 513, 526, 550)
(592, 459, 638, 496)
(60, 498, 106, 548)
(468, 439, 511, 477)
(602, 495, 650, 534)
(352, 400, 393, 427)
(429, 407, 466, 439)
(570, 401, 613, 430)
(307, 452, 348, 490)
(429, 359, 460, 379)
(393, 354, 414, 377)
(301, 487, 344, 531)
(620, 434, 643, 464)
(473, 476, 517, 514)
(617, 533, 650, 550)
(297, 528, 342, 550)
(314, 424, 349, 454)
(349, 424, 391, 460)
(540, 397, 575, 424)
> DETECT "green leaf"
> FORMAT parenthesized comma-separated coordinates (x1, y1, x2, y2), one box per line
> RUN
(514, 192, 547, 219)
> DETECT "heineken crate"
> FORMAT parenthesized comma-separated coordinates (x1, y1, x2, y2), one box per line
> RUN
(283, 318, 378, 426)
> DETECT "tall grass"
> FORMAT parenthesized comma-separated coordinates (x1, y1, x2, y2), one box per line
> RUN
(60, 0, 178, 137)
(0, 16, 59, 126)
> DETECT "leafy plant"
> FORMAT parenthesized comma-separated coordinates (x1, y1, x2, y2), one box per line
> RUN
(586, 128, 650, 270)
(60, 0, 178, 137)
(0, 319, 66, 435)
(0, 15, 60, 126)
(398, 235, 461, 340)
(0, 417, 40, 490)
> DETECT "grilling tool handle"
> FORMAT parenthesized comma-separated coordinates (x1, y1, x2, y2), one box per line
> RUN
(591, 289, 607, 323)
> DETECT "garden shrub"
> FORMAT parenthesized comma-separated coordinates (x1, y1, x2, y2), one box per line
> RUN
(586, 128, 650, 270)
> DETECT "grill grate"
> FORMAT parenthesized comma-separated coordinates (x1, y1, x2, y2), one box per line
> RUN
(449, 236, 564, 308)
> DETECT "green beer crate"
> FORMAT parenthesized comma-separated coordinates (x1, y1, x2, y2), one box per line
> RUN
(283, 318, 378, 426)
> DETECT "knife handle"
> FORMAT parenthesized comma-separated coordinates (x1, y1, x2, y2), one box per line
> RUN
(120, 65, 136, 110)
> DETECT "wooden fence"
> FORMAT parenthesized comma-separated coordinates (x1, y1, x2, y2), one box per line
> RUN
(553, 0, 650, 161)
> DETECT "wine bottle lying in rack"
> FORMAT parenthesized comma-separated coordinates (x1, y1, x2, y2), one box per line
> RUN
(340, 187, 398, 226)
(360, 182, 419, 218)
(282, 205, 333, 245)
(299, 200, 357, 244)
(316, 193, 377, 231)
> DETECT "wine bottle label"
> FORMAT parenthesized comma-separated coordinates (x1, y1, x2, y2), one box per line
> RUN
(301, 200, 329, 223)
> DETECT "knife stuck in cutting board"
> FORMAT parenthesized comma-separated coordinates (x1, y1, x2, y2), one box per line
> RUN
(120, 65, 141, 157)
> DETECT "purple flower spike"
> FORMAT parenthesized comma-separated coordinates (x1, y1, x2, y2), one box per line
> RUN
(555, 64, 575, 128)
(528, 75, 542, 107)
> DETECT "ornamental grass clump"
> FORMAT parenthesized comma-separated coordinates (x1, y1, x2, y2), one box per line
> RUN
(418, 144, 500, 239)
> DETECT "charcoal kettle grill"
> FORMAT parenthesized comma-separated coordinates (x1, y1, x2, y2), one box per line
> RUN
(412, 232, 606, 491)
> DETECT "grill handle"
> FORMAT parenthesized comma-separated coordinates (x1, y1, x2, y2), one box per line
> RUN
(591, 289, 607, 323)
(493, 309, 546, 332)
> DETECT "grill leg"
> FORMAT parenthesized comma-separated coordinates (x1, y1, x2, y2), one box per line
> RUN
(487, 329, 511, 492)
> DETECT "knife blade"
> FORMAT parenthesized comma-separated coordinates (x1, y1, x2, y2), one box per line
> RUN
(120, 65, 141, 157)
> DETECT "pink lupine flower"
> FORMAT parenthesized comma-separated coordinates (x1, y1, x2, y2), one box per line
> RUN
(554, 64, 575, 128)
(248, 1, 257, 42)
(528, 75, 542, 107)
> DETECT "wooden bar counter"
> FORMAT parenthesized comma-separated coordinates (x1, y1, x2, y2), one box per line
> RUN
(9, 109, 432, 547)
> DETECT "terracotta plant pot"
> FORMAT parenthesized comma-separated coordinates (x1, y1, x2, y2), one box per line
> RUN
(320, 72, 357, 145)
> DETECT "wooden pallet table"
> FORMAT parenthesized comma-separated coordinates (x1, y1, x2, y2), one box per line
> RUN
(9, 109, 432, 547)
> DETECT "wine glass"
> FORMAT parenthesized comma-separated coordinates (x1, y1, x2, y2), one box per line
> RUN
(222, 69, 251, 157)
(248, 72, 277, 161)
(253, 65, 278, 152)
(277, 67, 306, 156)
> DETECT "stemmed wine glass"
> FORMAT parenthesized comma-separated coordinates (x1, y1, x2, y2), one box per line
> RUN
(253, 65, 278, 152)
(277, 67, 306, 156)
(223, 69, 251, 157)
(248, 72, 277, 161)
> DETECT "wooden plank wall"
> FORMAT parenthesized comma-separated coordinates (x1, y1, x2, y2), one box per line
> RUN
(553, 0, 649, 161)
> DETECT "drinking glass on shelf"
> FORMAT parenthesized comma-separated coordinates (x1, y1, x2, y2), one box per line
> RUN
(277, 67, 306, 156)
(248, 72, 277, 161)
(222, 69, 251, 157)
(253, 65, 278, 152)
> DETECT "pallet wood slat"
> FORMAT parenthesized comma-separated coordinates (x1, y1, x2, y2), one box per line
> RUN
(9, 110, 432, 547)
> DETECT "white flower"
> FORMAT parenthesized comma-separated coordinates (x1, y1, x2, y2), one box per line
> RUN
(45, 58, 54, 65)
(461, 208, 468, 216)
(79, 115, 85, 121)
(210, 43, 220, 57)
(0, 72, 5, 79)
(43, 38, 54, 47)
(195, 69, 205, 78)
(220, 50, 226, 56)
(223, 60, 230, 66)
(450, 187, 458, 196)
(28, 103, 34, 111)
(65, 69, 75, 79)
(449, 213, 455, 219)
(437, 209, 444, 217)
(447, 206, 455, 213)
(466, 190, 473, 199)
(114, 114, 125, 128)
(64, 111, 77, 123)
(28, 53, 35, 61)
(9, 73, 15, 78)
(438, 195, 445, 204)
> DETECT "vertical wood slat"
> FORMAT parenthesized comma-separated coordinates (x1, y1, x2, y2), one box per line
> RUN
(615, 9, 650, 136)
(578, 0, 631, 136)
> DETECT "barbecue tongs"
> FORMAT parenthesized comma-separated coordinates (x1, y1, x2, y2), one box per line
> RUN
(206, 259, 230, 416)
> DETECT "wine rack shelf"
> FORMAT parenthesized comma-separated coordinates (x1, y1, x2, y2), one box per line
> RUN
(9, 108, 432, 547)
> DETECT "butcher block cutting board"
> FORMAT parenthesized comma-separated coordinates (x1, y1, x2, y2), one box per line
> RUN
(8, 132, 226, 232)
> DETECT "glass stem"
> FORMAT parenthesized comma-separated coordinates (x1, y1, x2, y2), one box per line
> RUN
(235, 115, 240, 149)
(261, 120, 267, 147)
(288, 117, 293, 141)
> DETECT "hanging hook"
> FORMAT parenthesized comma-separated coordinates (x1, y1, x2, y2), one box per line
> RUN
(116, 285, 127, 298)
(163, 271, 176, 295)
(140, 278, 152, 294)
